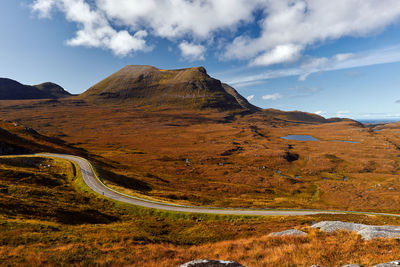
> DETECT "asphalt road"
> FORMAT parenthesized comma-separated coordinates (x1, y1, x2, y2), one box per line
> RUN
(12, 153, 400, 217)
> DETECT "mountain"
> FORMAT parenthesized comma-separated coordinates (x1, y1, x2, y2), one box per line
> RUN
(79, 64, 352, 124)
(261, 109, 328, 123)
(80, 65, 257, 111)
(0, 78, 71, 100)
(34, 82, 71, 98)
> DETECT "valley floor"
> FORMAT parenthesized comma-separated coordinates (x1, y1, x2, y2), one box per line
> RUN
(1, 100, 400, 212)
(2, 100, 400, 266)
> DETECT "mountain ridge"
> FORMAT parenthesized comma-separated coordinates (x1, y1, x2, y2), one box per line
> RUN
(79, 65, 352, 124)
(80, 65, 257, 111)
(0, 78, 71, 100)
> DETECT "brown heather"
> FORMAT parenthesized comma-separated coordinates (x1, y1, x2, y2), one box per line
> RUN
(1, 66, 400, 266)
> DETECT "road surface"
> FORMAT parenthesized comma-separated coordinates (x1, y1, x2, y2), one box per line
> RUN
(8, 153, 400, 217)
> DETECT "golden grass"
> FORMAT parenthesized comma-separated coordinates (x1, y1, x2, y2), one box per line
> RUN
(1, 101, 400, 212)
(2, 229, 400, 266)
(1, 152, 400, 266)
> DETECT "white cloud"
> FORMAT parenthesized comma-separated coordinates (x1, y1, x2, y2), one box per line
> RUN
(246, 95, 255, 101)
(250, 44, 302, 66)
(31, 0, 55, 17)
(31, 0, 400, 62)
(334, 53, 354, 62)
(107, 30, 149, 56)
(314, 110, 325, 115)
(31, 0, 149, 56)
(31, 0, 262, 58)
(224, 0, 400, 65)
(227, 45, 400, 86)
(95, 0, 261, 39)
(230, 80, 264, 89)
(298, 72, 310, 81)
(262, 93, 282, 100)
(336, 110, 350, 117)
(178, 42, 205, 61)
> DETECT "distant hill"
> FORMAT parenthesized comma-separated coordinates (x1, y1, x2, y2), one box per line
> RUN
(0, 78, 71, 100)
(80, 65, 257, 111)
(34, 82, 71, 98)
(262, 109, 328, 123)
(258, 109, 356, 124)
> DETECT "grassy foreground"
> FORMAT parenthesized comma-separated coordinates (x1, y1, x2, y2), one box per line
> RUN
(1, 156, 400, 266)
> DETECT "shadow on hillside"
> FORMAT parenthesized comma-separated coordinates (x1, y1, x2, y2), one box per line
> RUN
(96, 166, 151, 192)
(55, 208, 119, 225)
(0, 202, 119, 225)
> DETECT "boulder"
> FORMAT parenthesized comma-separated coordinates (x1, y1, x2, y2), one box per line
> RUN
(311, 221, 400, 240)
(269, 229, 307, 237)
(372, 260, 400, 267)
(179, 259, 245, 267)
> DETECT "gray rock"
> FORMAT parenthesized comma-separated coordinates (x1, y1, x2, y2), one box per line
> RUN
(269, 229, 307, 237)
(372, 260, 400, 267)
(310, 261, 400, 267)
(358, 226, 400, 240)
(311, 221, 366, 232)
(179, 259, 245, 267)
(311, 221, 400, 240)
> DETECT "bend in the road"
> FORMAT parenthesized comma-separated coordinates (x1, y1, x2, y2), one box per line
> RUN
(6, 153, 400, 217)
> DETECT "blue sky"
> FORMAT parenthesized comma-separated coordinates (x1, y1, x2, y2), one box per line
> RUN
(2, 0, 400, 120)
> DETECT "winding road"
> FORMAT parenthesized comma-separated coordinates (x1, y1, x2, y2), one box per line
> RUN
(7, 153, 400, 217)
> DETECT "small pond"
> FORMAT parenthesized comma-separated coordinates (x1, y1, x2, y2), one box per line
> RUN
(281, 135, 319, 141)
(331, 140, 360, 144)
(281, 135, 360, 143)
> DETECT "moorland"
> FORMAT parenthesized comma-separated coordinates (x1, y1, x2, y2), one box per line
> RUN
(1, 65, 400, 266)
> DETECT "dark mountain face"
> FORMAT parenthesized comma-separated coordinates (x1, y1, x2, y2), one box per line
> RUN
(79, 65, 257, 111)
(0, 78, 70, 100)
(34, 82, 71, 98)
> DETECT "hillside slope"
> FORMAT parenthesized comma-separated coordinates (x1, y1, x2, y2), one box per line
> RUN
(0, 120, 82, 156)
(80, 65, 350, 124)
(0, 78, 70, 100)
(34, 82, 71, 98)
(80, 65, 256, 111)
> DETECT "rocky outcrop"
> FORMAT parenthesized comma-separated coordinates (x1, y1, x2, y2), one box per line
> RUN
(269, 229, 307, 237)
(311, 221, 400, 240)
(179, 259, 245, 267)
(179, 259, 400, 267)
(311, 260, 400, 266)
(372, 260, 400, 266)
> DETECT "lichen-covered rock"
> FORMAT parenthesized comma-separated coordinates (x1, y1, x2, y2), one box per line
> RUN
(179, 259, 245, 267)
(311, 221, 366, 232)
(269, 229, 307, 237)
(372, 260, 400, 266)
(311, 221, 400, 240)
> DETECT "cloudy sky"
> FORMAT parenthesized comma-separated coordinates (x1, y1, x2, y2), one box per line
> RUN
(2, 0, 400, 120)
